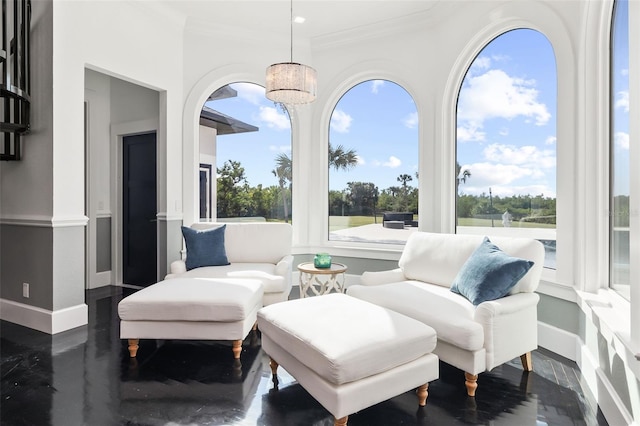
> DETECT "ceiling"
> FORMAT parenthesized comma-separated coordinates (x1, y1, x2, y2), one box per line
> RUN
(150, 1, 451, 40)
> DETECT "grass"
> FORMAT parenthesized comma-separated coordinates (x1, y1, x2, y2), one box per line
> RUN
(457, 217, 556, 229)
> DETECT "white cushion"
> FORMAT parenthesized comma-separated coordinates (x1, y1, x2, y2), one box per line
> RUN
(347, 281, 484, 351)
(398, 232, 544, 293)
(176, 263, 286, 293)
(257, 294, 436, 385)
(190, 222, 292, 264)
(118, 278, 263, 322)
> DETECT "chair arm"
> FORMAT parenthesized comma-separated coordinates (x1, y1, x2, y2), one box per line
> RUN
(170, 260, 187, 275)
(360, 268, 405, 286)
(275, 255, 294, 277)
(474, 292, 540, 321)
(474, 292, 540, 370)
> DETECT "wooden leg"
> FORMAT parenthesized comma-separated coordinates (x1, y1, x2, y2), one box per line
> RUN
(465, 372, 478, 397)
(232, 339, 242, 359)
(334, 416, 348, 426)
(127, 339, 139, 358)
(252, 322, 258, 331)
(416, 383, 429, 406)
(520, 352, 533, 371)
(269, 358, 279, 375)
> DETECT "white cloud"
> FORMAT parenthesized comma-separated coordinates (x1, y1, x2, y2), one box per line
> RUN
(483, 143, 555, 169)
(615, 90, 629, 112)
(621, 69, 629, 76)
(457, 162, 556, 198)
(371, 80, 385, 94)
(269, 145, 291, 153)
(615, 131, 629, 150)
(259, 106, 290, 130)
(458, 69, 551, 130)
(383, 156, 402, 168)
(545, 136, 556, 145)
(457, 124, 486, 142)
(356, 155, 366, 165)
(404, 112, 419, 129)
(233, 82, 265, 105)
(331, 109, 353, 133)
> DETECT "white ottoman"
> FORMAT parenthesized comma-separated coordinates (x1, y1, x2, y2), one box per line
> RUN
(257, 293, 439, 426)
(118, 277, 263, 360)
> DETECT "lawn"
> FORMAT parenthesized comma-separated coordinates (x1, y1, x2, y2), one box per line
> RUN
(328, 215, 556, 231)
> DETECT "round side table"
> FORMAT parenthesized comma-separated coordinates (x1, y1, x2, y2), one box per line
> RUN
(297, 262, 348, 298)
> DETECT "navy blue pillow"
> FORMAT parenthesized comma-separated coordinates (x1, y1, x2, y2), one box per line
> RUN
(181, 225, 230, 271)
(450, 237, 534, 306)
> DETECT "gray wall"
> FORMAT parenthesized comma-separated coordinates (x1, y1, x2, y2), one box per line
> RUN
(96, 217, 111, 273)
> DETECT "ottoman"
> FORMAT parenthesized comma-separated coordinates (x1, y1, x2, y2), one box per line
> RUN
(118, 277, 263, 360)
(257, 293, 439, 426)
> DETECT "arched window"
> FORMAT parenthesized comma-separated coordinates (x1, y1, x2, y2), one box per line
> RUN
(202, 82, 292, 223)
(328, 80, 419, 245)
(610, 0, 630, 300)
(456, 29, 557, 269)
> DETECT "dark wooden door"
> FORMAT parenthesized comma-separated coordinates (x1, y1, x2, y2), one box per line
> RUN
(123, 133, 157, 286)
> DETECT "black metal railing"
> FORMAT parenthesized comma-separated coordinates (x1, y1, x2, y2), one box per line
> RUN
(0, 0, 31, 161)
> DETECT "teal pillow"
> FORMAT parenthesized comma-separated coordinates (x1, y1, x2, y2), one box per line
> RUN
(451, 237, 534, 306)
(181, 225, 230, 271)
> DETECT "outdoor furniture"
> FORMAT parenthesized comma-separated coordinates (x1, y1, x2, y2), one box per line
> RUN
(382, 212, 417, 228)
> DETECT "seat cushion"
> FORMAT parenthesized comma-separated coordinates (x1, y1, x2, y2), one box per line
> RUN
(347, 281, 484, 351)
(118, 278, 263, 322)
(176, 263, 285, 294)
(257, 293, 436, 385)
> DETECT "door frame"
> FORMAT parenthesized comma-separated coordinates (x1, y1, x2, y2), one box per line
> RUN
(111, 118, 159, 286)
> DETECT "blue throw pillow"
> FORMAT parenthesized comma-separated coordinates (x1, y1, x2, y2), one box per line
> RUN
(181, 225, 230, 271)
(450, 237, 534, 306)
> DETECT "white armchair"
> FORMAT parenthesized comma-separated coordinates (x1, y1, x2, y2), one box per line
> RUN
(346, 232, 545, 396)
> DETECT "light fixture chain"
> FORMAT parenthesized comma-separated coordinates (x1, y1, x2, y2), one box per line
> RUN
(290, 0, 293, 62)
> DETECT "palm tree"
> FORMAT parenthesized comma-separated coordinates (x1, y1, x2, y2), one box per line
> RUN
(329, 143, 359, 171)
(455, 162, 471, 194)
(272, 153, 292, 222)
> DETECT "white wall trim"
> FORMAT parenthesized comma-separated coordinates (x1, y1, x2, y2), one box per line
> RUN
(157, 212, 183, 222)
(538, 321, 579, 361)
(0, 215, 89, 227)
(578, 341, 637, 426)
(538, 320, 637, 426)
(0, 299, 88, 334)
(88, 271, 112, 289)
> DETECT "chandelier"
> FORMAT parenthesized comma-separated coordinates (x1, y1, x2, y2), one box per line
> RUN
(265, 0, 317, 105)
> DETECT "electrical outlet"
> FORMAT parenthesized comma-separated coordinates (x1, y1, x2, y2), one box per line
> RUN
(22, 282, 29, 298)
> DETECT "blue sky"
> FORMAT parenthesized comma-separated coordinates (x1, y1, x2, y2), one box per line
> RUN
(209, 21, 629, 199)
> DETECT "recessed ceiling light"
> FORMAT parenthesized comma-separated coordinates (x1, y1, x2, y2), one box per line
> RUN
(293, 16, 305, 24)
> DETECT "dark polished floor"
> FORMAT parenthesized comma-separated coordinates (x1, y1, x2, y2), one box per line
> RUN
(1, 286, 608, 426)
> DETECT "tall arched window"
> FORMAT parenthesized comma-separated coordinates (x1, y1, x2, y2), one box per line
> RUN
(328, 80, 418, 245)
(456, 29, 557, 269)
(610, 0, 630, 300)
(202, 82, 292, 223)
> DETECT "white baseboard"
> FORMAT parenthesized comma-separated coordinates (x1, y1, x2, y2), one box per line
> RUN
(538, 321, 637, 426)
(538, 321, 580, 361)
(0, 298, 88, 334)
(88, 271, 112, 289)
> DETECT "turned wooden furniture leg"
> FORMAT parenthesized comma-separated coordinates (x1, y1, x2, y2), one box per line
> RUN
(465, 372, 478, 397)
(334, 416, 348, 426)
(520, 352, 533, 371)
(416, 383, 429, 406)
(269, 358, 279, 375)
(127, 339, 139, 358)
(232, 339, 242, 359)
